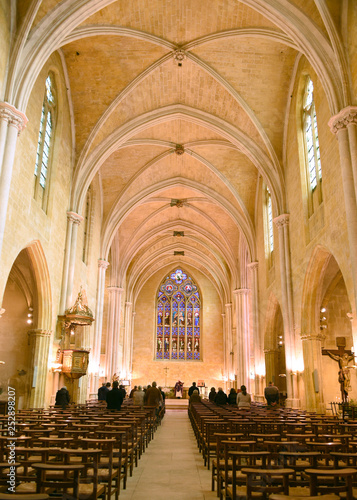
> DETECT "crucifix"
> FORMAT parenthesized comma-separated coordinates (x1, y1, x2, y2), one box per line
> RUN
(164, 366, 169, 387)
(322, 337, 354, 402)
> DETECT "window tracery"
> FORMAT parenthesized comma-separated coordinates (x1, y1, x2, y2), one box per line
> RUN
(156, 269, 201, 361)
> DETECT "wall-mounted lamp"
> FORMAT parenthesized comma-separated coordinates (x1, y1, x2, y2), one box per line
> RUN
(320, 307, 328, 330)
(27, 306, 33, 324)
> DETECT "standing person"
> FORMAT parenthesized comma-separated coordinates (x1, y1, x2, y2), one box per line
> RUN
(158, 386, 166, 405)
(98, 382, 111, 401)
(264, 381, 279, 407)
(227, 387, 237, 405)
(188, 382, 198, 397)
(214, 387, 228, 405)
(189, 388, 201, 405)
(106, 381, 124, 410)
(129, 385, 137, 398)
(118, 384, 127, 400)
(237, 385, 251, 408)
(55, 386, 70, 409)
(174, 380, 184, 398)
(133, 385, 145, 407)
(209, 387, 217, 401)
(145, 381, 162, 421)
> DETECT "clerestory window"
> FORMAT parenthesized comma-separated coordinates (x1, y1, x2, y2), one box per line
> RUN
(34, 73, 57, 211)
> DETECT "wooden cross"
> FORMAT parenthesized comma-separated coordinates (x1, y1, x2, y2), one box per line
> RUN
(322, 337, 354, 402)
(163, 366, 169, 387)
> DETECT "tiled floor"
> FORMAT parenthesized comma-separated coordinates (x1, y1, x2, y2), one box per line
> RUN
(119, 410, 218, 499)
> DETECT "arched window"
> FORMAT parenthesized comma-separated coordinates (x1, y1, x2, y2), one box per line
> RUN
(302, 77, 322, 213)
(264, 186, 274, 268)
(34, 72, 57, 211)
(156, 268, 201, 361)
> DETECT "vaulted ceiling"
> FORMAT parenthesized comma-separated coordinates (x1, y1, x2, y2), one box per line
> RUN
(11, 0, 347, 302)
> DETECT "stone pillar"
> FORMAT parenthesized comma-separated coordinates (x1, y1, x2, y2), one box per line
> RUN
(264, 348, 278, 386)
(247, 262, 262, 396)
(64, 212, 83, 311)
(301, 332, 325, 413)
(329, 107, 357, 322)
(273, 214, 299, 407)
(225, 303, 233, 381)
(105, 286, 124, 380)
(129, 310, 136, 381)
(233, 288, 250, 388)
(122, 301, 132, 379)
(90, 259, 109, 393)
(0, 103, 28, 261)
(27, 329, 51, 408)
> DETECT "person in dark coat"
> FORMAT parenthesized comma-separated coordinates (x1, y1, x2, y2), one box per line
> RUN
(214, 387, 228, 405)
(264, 381, 279, 406)
(55, 386, 70, 409)
(227, 387, 237, 405)
(209, 387, 217, 401)
(106, 381, 124, 410)
(98, 382, 111, 401)
(188, 382, 198, 397)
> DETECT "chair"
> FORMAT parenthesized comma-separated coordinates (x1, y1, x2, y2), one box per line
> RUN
(0, 495, 49, 500)
(31, 463, 84, 500)
(240, 468, 295, 500)
(304, 467, 357, 500)
(269, 495, 339, 500)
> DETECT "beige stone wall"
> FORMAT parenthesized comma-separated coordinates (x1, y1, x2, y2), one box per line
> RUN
(131, 265, 224, 392)
(0, 1, 10, 98)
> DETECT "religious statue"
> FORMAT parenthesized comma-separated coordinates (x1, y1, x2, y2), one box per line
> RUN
(325, 351, 354, 402)
(174, 380, 184, 398)
(112, 372, 119, 383)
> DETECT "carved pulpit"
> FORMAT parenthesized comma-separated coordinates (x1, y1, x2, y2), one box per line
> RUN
(322, 337, 354, 402)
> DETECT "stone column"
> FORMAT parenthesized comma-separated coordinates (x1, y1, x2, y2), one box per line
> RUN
(329, 107, 357, 322)
(129, 310, 136, 381)
(264, 348, 278, 386)
(0, 103, 28, 261)
(301, 332, 325, 413)
(65, 212, 83, 311)
(59, 212, 83, 313)
(273, 214, 299, 407)
(122, 301, 132, 379)
(105, 286, 124, 380)
(225, 303, 233, 381)
(27, 329, 51, 408)
(90, 259, 109, 393)
(233, 289, 250, 388)
(247, 262, 262, 396)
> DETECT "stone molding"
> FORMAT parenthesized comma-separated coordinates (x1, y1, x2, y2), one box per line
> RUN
(0, 102, 28, 132)
(107, 286, 124, 293)
(300, 332, 325, 342)
(273, 213, 290, 228)
(98, 259, 109, 270)
(125, 301, 132, 307)
(247, 261, 259, 271)
(173, 49, 186, 65)
(233, 288, 250, 295)
(225, 303, 232, 308)
(67, 211, 83, 224)
(328, 106, 357, 134)
(28, 329, 51, 337)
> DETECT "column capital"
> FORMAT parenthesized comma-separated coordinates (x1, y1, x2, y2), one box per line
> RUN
(300, 332, 325, 342)
(107, 286, 124, 293)
(328, 106, 357, 134)
(247, 261, 259, 271)
(273, 213, 290, 228)
(225, 302, 232, 309)
(125, 301, 132, 307)
(28, 329, 52, 337)
(233, 288, 250, 296)
(98, 259, 109, 270)
(67, 211, 83, 224)
(0, 102, 28, 132)
(132, 311, 136, 317)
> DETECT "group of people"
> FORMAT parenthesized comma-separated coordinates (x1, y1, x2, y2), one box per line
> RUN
(97, 380, 165, 412)
(204, 380, 280, 408)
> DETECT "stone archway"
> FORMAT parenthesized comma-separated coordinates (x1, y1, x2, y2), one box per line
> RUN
(300, 246, 352, 412)
(0, 241, 52, 409)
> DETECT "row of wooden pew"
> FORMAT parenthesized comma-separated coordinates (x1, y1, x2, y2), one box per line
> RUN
(188, 400, 357, 499)
(0, 400, 162, 499)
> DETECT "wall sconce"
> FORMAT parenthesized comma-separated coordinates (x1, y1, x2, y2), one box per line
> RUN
(278, 335, 283, 347)
(27, 306, 33, 324)
(320, 307, 327, 330)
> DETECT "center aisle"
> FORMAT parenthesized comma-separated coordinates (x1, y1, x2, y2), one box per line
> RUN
(119, 410, 218, 500)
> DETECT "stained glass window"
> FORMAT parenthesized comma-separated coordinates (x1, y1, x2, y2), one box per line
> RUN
(34, 73, 56, 211)
(303, 78, 321, 190)
(156, 269, 201, 361)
